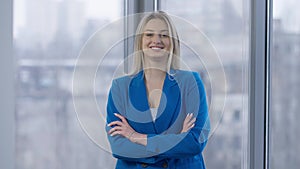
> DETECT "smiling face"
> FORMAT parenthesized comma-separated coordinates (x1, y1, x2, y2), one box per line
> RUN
(142, 18, 171, 62)
(131, 12, 181, 75)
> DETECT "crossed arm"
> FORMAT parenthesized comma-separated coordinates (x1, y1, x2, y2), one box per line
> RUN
(107, 112, 196, 146)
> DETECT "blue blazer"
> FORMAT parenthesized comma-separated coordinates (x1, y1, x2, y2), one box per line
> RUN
(106, 69, 210, 169)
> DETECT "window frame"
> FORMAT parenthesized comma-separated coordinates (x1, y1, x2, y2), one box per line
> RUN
(249, 0, 272, 169)
(0, 0, 14, 169)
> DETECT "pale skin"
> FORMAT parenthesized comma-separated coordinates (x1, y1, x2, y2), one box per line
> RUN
(107, 18, 196, 146)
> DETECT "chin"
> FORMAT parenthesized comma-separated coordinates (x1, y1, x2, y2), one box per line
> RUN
(146, 53, 168, 59)
(144, 50, 169, 58)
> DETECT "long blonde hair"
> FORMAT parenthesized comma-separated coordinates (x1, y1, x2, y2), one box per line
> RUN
(130, 11, 180, 75)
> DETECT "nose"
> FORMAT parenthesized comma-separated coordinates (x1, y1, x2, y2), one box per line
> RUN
(152, 34, 162, 43)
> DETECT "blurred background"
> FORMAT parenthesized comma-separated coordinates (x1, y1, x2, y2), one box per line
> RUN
(11, 0, 299, 169)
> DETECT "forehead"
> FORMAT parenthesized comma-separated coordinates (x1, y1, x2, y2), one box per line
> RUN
(143, 18, 169, 32)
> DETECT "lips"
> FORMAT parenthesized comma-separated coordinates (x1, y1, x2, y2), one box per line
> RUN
(150, 46, 164, 50)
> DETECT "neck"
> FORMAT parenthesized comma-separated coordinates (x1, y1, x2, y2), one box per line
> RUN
(144, 68, 166, 82)
(143, 56, 168, 73)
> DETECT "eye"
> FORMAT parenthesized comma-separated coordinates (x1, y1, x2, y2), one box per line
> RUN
(160, 34, 169, 38)
(144, 33, 154, 37)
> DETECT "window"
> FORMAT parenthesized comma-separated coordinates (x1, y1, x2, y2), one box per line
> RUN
(14, 0, 123, 168)
(271, 0, 300, 169)
(161, 0, 249, 168)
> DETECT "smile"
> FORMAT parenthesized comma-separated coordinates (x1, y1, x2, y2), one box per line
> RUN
(150, 46, 164, 50)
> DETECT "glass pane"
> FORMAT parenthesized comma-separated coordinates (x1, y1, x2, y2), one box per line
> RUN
(271, 0, 300, 169)
(14, 0, 122, 168)
(161, 0, 249, 169)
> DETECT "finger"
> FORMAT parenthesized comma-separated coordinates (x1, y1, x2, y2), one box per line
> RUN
(108, 126, 123, 134)
(114, 113, 128, 124)
(109, 126, 127, 136)
(110, 130, 122, 137)
(185, 122, 195, 130)
(188, 113, 194, 119)
(188, 121, 195, 127)
(107, 121, 123, 127)
(108, 128, 115, 135)
(187, 123, 195, 130)
(186, 118, 196, 127)
(186, 114, 195, 123)
(184, 113, 192, 122)
(189, 117, 196, 124)
(113, 113, 123, 119)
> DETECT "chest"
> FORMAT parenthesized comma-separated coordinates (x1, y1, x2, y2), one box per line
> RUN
(145, 80, 164, 108)
(125, 84, 184, 135)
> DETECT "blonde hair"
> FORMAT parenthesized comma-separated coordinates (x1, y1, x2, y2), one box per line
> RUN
(130, 11, 180, 75)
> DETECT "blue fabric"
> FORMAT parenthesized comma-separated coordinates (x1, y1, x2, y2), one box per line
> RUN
(106, 69, 210, 169)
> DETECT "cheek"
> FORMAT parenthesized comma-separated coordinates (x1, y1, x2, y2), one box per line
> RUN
(164, 40, 171, 49)
(142, 39, 149, 48)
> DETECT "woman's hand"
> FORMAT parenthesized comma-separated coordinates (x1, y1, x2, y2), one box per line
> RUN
(181, 113, 196, 133)
(107, 113, 136, 140)
(107, 113, 147, 146)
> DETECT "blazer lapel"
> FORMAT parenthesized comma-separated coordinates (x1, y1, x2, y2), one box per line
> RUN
(129, 71, 149, 112)
(128, 71, 156, 133)
(128, 70, 181, 134)
(154, 72, 181, 134)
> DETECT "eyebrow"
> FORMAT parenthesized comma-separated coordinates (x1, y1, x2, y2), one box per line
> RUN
(144, 29, 169, 32)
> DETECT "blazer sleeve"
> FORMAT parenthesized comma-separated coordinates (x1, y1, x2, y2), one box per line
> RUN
(106, 79, 159, 163)
(146, 72, 210, 159)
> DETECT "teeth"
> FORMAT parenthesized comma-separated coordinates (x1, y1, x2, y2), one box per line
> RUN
(151, 47, 162, 50)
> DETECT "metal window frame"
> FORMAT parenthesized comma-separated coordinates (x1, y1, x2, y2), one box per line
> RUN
(249, 0, 272, 169)
(0, 0, 14, 169)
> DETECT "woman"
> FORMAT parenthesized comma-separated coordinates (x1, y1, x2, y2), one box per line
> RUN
(106, 11, 210, 169)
